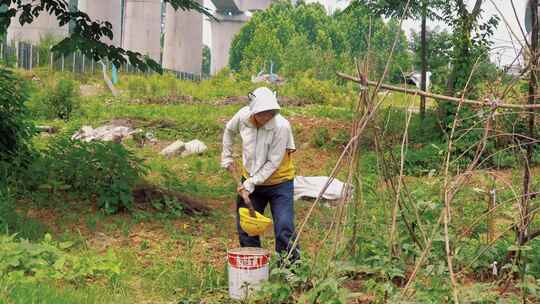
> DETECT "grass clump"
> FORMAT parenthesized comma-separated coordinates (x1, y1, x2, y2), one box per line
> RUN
(31, 77, 80, 121)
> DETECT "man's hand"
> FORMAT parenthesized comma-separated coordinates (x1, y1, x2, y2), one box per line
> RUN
(237, 185, 251, 204)
(237, 185, 255, 217)
(228, 162, 252, 207)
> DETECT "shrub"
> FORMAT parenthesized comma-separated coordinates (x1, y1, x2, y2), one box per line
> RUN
(331, 128, 350, 148)
(312, 127, 350, 149)
(286, 76, 332, 104)
(32, 77, 80, 120)
(445, 108, 540, 169)
(0, 68, 35, 160)
(280, 73, 352, 105)
(492, 150, 518, 169)
(402, 144, 445, 175)
(36, 34, 59, 68)
(313, 127, 331, 148)
(191, 68, 254, 100)
(0, 233, 121, 284)
(51, 78, 79, 120)
(29, 138, 147, 214)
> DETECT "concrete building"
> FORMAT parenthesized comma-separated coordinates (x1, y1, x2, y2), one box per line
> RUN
(6, 0, 277, 75)
(122, 0, 162, 61)
(209, 0, 273, 75)
(211, 0, 270, 14)
(210, 13, 249, 75)
(77, 0, 123, 46)
(7, 9, 68, 43)
(162, 0, 203, 74)
(232, 0, 273, 12)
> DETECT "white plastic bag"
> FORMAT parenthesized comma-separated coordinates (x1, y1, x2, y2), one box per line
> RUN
(293, 176, 349, 201)
(181, 140, 208, 157)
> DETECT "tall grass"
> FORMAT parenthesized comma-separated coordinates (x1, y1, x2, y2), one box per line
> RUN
(119, 70, 255, 101)
(0, 281, 130, 304)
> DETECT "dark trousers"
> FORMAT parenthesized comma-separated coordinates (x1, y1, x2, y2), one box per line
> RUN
(236, 180, 300, 264)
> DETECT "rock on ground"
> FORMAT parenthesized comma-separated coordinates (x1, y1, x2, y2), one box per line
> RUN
(159, 139, 208, 158)
(159, 140, 185, 158)
(181, 140, 208, 157)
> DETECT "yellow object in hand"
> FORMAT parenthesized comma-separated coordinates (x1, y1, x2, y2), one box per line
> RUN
(239, 207, 273, 236)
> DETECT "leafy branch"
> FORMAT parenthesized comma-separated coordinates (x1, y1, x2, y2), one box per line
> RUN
(0, 0, 214, 72)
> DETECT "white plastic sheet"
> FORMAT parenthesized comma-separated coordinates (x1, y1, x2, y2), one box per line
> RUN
(72, 125, 139, 142)
(293, 176, 349, 201)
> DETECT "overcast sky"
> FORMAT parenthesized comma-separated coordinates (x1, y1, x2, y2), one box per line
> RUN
(203, 0, 529, 67)
(402, 0, 528, 67)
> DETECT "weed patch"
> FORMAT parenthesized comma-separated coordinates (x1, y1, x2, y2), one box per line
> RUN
(32, 78, 80, 121)
(27, 137, 146, 214)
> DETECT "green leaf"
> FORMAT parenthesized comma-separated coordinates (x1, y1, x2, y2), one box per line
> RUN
(53, 257, 66, 270)
(59, 241, 74, 249)
(6, 257, 21, 267)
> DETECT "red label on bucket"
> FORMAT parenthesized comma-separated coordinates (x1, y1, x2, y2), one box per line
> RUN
(228, 253, 269, 270)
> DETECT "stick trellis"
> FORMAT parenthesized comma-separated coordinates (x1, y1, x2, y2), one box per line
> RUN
(283, 1, 539, 302)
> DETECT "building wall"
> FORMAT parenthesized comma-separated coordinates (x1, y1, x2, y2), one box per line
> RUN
(210, 14, 247, 75)
(78, 0, 123, 46)
(233, 0, 272, 12)
(7, 8, 68, 43)
(122, 0, 162, 61)
(162, 1, 203, 74)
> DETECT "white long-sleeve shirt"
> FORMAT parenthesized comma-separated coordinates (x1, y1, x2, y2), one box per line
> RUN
(221, 106, 295, 193)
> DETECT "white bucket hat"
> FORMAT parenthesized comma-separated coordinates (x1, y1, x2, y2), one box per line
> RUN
(248, 87, 281, 115)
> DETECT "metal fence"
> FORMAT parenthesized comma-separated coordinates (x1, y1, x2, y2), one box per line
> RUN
(0, 40, 207, 81)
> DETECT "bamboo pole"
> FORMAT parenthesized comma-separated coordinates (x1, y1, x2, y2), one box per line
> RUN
(337, 72, 540, 110)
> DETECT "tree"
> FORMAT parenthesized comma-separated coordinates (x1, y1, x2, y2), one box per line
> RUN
(229, 2, 340, 78)
(337, 2, 412, 81)
(434, 0, 499, 129)
(229, 1, 410, 82)
(0, 0, 213, 72)
(356, 0, 446, 118)
(409, 28, 452, 91)
(442, 0, 498, 96)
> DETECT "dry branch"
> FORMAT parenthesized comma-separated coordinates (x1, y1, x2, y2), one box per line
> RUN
(337, 72, 540, 110)
(389, 105, 413, 256)
(132, 184, 210, 215)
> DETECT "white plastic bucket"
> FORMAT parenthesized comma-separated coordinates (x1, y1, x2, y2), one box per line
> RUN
(228, 247, 270, 300)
